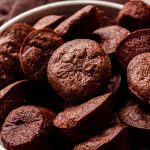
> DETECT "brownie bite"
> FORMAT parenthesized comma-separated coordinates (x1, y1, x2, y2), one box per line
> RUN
(0, 23, 34, 89)
(1, 105, 56, 150)
(119, 100, 150, 147)
(115, 28, 150, 71)
(74, 124, 130, 150)
(34, 15, 65, 29)
(54, 5, 99, 41)
(53, 93, 113, 142)
(20, 28, 63, 81)
(47, 39, 111, 102)
(92, 25, 130, 55)
(0, 80, 30, 127)
(117, 1, 150, 31)
(127, 52, 150, 104)
(97, 8, 115, 28)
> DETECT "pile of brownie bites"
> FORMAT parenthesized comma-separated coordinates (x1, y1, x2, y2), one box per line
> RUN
(0, 0, 149, 150)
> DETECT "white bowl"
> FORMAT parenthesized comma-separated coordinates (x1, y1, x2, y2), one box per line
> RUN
(0, 0, 123, 32)
(0, 1, 122, 150)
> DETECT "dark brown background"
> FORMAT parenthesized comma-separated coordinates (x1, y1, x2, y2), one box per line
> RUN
(0, 0, 128, 26)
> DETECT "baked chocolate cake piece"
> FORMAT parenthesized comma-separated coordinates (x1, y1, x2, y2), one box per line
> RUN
(0, 80, 30, 127)
(0, 23, 34, 89)
(74, 124, 130, 150)
(53, 93, 113, 142)
(92, 25, 130, 55)
(96, 8, 115, 28)
(20, 28, 63, 81)
(34, 15, 65, 29)
(1, 105, 56, 150)
(127, 52, 150, 104)
(115, 28, 150, 71)
(119, 99, 150, 147)
(47, 39, 111, 102)
(54, 5, 99, 41)
(117, 1, 150, 31)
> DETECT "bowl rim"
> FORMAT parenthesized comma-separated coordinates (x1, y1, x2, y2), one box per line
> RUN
(0, 0, 123, 32)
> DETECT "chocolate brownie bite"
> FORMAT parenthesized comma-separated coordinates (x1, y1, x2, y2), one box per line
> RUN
(0, 23, 34, 88)
(119, 100, 150, 147)
(47, 39, 111, 102)
(74, 124, 130, 150)
(34, 15, 65, 29)
(54, 5, 99, 41)
(92, 25, 130, 55)
(0, 53, 17, 89)
(127, 52, 150, 104)
(97, 8, 115, 28)
(0, 23, 34, 56)
(116, 1, 150, 31)
(115, 28, 150, 71)
(53, 93, 113, 142)
(0, 80, 30, 127)
(20, 28, 64, 81)
(1, 105, 56, 150)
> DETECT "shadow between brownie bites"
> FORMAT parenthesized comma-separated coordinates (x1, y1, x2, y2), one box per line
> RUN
(20, 28, 64, 81)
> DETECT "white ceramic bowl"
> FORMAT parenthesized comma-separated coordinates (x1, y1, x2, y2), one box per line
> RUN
(0, 0, 123, 32)
(0, 1, 122, 150)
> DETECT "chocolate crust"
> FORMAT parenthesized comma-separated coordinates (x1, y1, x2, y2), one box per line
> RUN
(127, 52, 150, 104)
(74, 124, 130, 150)
(54, 5, 99, 41)
(53, 93, 113, 142)
(47, 39, 111, 102)
(117, 1, 150, 31)
(115, 28, 150, 71)
(93, 25, 130, 54)
(20, 28, 63, 81)
(34, 15, 65, 29)
(0, 80, 30, 127)
(1, 105, 56, 150)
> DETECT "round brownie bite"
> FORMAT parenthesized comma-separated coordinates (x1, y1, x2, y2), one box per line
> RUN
(20, 28, 64, 81)
(34, 15, 65, 30)
(116, 1, 150, 31)
(0, 23, 34, 56)
(119, 100, 150, 146)
(127, 52, 150, 104)
(53, 93, 113, 142)
(54, 5, 99, 41)
(0, 80, 30, 127)
(92, 25, 130, 55)
(1, 105, 56, 150)
(47, 39, 111, 102)
(96, 8, 115, 28)
(74, 124, 130, 150)
(0, 23, 34, 89)
(115, 28, 150, 71)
